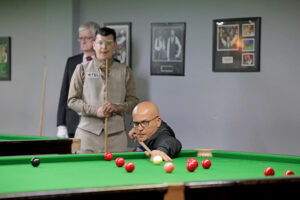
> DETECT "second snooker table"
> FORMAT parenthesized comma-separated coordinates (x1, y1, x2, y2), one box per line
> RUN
(0, 150, 299, 200)
(0, 134, 80, 156)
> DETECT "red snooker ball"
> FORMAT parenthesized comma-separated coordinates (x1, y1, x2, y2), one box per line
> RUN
(115, 157, 125, 167)
(187, 158, 196, 163)
(104, 152, 113, 161)
(125, 162, 135, 172)
(202, 159, 211, 169)
(164, 162, 175, 173)
(264, 167, 275, 176)
(284, 170, 295, 176)
(187, 158, 199, 168)
(186, 162, 197, 172)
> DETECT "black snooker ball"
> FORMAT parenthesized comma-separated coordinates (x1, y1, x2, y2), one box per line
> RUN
(31, 157, 40, 167)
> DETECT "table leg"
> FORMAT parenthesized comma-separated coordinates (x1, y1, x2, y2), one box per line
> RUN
(71, 138, 81, 152)
(164, 183, 185, 200)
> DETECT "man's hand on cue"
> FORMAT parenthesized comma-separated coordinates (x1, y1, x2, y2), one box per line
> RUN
(128, 128, 136, 140)
(102, 102, 118, 115)
(96, 106, 110, 118)
(145, 150, 172, 162)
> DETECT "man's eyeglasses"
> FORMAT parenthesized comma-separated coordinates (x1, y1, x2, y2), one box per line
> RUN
(95, 40, 114, 46)
(131, 116, 158, 128)
(78, 37, 94, 42)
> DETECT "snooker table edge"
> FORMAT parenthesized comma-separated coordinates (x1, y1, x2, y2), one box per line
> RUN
(0, 183, 177, 200)
(1, 149, 300, 199)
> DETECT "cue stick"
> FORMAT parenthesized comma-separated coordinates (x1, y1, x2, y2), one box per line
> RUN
(134, 136, 155, 158)
(39, 67, 47, 136)
(104, 59, 108, 153)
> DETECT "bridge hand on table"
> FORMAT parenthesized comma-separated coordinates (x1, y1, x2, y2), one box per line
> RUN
(145, 150, 172, 162)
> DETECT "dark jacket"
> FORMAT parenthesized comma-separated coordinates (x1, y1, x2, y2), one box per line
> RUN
(139, 121, 182, 158)
(56, 54, 83, 136)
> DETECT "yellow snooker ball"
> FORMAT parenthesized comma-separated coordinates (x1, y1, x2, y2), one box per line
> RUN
(153, 155, 163, 165)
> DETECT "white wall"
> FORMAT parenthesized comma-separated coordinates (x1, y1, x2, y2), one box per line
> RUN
(0, 0, 300, 156)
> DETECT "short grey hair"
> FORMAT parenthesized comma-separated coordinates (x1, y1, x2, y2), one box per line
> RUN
(78, 21, 100, 38)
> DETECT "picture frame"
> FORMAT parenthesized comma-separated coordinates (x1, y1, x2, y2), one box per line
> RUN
(0, 37, 11, 80)
(151, 22, 186, 76)
(104, 22, 132, 67)
(212, 17, 261, 72)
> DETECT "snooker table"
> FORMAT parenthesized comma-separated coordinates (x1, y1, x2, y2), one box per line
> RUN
(0, 150, 300, 200)
(0, 134, 80, 156)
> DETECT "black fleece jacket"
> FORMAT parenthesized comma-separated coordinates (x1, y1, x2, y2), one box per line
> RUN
(137, 121, 182, 158)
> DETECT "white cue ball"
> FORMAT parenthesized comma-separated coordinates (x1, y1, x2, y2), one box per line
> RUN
(153, 155, 163, 165)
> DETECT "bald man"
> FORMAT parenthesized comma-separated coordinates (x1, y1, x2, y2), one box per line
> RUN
(129, 102, 182, 161)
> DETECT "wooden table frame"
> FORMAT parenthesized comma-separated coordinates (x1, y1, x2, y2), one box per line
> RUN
(1, 177, 300, 200)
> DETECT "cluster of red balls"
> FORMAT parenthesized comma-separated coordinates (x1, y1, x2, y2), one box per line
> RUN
(105, 152, 215, 173)
(104, 152, 135, 172)
(264, 167, 294, 176)
(106, 152, 296, 177)
(186, 158, 211, 172)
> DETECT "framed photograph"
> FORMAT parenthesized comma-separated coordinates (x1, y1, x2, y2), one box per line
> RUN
(104, 22, 131, 67)
(213, 17, 261, 72)
(0, 37, 11, 80)
(151, 22, 185, 76)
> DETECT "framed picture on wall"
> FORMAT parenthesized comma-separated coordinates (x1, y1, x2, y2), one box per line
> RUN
(151, 22, 186, 76)
(0, 37, 11, 80)
(212, 17, 261, 72)
(104, 22, 132, 67)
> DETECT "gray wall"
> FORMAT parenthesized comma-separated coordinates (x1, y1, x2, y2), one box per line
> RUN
(0, 0, 73, 137)
(0, 0, 299, 155)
